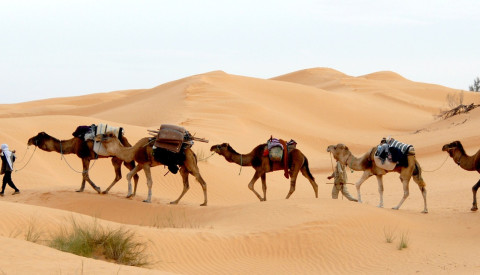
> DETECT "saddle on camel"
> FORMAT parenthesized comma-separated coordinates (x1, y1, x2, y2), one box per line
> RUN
(148, 124, 208, 174)
(374, 137, 415, 171)
(72, 123, 124, 156)
(265, 137, 297, 178)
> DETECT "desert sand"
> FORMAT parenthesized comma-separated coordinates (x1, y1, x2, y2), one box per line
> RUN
(0, 67, 479, 274)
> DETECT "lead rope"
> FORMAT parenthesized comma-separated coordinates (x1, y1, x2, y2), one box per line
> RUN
(239, 154, 243, 175)
(14, 144, 37, 172)
(60, 141, 96, 174)
(422, 154, 450, 173)
(14, 145, 30, 163)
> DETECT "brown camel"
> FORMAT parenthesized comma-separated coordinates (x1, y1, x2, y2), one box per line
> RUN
(27, 132, 139, 195)
(327, 143, 428, 213)
(210, 143, 318, 201)
(94, 132, 208, 206)
(442, 140, 480, 211)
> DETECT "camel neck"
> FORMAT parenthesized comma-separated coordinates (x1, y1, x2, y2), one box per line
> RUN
(345, 151, 367, 171)
(455, 151, 477, 171)
(53, 138, 77, 154)
(222, 148, 253, 167)
(111, 142, 137, 162)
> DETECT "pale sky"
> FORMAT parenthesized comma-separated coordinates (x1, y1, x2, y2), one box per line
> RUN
(1, 0, 479, 103)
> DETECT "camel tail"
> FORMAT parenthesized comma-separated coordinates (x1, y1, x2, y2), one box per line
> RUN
(413, 160, 426, 188)
(302, 156, 315, 181)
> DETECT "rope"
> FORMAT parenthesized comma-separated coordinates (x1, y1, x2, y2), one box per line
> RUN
(14, 145, 30, 163)
(198, 152, 215, 162)
(60, 141, 97, 174)
(422, 154, 450, 173)
(14, 146, 37, 172)
(238, 154, 243, 175)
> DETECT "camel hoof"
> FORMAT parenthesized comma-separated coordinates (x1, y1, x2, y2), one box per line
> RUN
(200, 203, 207, 206)
(471, 206, 478, 211)
(142, 199, 151, 203)
(126, 194, 134, 199)
(422, 210, 429, 214)
(101, 191, 108, 195)
(377, 204, 384, 208)
(95, 187, 101, 194)
(75, 189, 84, 193)
(169, 201, 179, 205)
(392, 207, 399, 210)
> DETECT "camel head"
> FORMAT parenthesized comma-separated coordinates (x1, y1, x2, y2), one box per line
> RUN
(27, 131, 61, 151)
(442, 140, 465, 158)
(327, 143, 352, 164)
(210, 143, 231, 156)
(94, 132, 123, 155)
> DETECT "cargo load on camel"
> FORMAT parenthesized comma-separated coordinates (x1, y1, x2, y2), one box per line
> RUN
(263, 136, 297, 178)
(72, 124, 124, 156)
(374, 137, 415, 170)
(148, 124, 208, 174)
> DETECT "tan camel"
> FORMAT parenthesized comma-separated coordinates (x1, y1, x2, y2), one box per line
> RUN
(210, 143, 318, 201)
(94, 132, 208, 206)
(27, 132, 139, 195)
(327, 143, 428, 213)
(442, 140, 480, 211)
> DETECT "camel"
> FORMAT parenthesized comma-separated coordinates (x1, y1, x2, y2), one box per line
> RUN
(327, 143, 428, 213)
(27, 132, 139, 195)
(94, 132, 208, 206)
(442, 140, 480, 211)
(210, 143, 318, 201)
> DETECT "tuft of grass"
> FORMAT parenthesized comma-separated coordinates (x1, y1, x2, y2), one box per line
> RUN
(152, 210, 200, 229)
(49, 218, 149, 267)
(24, 217, 43, 243)
(383, 226, 396, 243)
(397, 232, 409, 250)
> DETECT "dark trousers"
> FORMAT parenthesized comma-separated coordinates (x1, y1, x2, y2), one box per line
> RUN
(2, 171, 19, 193)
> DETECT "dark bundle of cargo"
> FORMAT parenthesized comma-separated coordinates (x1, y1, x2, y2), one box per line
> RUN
(148, 124, 208, 174)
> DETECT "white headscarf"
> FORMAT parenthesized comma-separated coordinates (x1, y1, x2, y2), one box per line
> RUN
(1, 144, 13, 170)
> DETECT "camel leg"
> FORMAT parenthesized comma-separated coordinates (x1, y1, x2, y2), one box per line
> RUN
(261, 173, 267, 201)
(412, 174, 428, 213)
(76, 179, 86, 192)
(170, 167, 190, 205)
(471, 179, 480, 211)
(393, 179, 410, 210)
(81, 158, 101, 193)
(102, 157, 123, 194)
(300, 165, 318, 198)
(142, 165, 153, 203)
(376, 175, 384, 208)
(248, 171, 264, 201)
(286, 165, 300, 199)
(355, 171, 373, 203)
(174, 152, 208, 206)
(126, 165, 143, 198)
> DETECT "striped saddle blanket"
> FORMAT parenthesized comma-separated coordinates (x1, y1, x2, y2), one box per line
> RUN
(374, 138, 415, 170)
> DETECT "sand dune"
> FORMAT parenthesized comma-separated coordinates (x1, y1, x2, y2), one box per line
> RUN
(0, 67, 480, 274)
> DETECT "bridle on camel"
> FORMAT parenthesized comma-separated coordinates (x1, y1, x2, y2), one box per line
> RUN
(59, 140, 97, 174)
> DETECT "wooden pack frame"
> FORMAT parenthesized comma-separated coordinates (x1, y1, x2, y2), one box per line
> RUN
(153, 124, 187, 153)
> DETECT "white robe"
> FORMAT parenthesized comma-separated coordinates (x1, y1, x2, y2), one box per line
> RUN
(1, 144, 13, 170)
